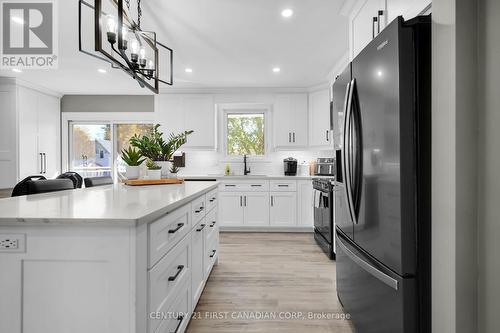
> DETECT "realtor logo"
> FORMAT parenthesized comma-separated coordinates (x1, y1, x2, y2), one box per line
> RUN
(1, 0, 58, 69)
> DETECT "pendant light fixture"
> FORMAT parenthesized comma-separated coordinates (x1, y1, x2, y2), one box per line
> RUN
(79, 0, 173, 93)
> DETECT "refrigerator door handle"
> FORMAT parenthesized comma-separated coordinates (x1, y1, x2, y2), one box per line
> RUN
(350, 79, 363, 220)
(343, 80, 357, 224)
(337, 236, 399, 291)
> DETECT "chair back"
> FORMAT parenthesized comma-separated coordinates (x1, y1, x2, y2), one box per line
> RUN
(84, 176, 113, 188)
(27, 179, 74, 195)
(11, 176, 47, 197)
(57, 172, 83, 188)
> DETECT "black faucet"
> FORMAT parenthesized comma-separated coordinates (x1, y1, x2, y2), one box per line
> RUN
(243, 154, 251, 176)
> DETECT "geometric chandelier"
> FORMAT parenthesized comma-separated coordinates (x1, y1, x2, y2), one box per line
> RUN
(78, 0, 173, 93)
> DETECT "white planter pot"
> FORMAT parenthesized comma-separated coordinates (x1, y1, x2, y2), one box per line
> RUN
(170, 173, 178, 179)
(147, 169, 162, 180)
(155, 161, 172, 178)
(125, 165, 140, 180)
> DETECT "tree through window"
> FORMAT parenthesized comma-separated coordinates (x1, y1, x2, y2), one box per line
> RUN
(226, 113, 265, 156)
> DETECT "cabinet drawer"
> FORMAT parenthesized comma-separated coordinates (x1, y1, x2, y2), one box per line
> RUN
(206, 189, 218, 213)
(149, 204, 191, 268)
(219, 180, 269, 192)
(270, 180, 297, 192)
(191, 195, 206, 224)
(205, 208, 218, 242)
(151, 278, 191, 333)
(204, 231, 219, 278)
(149, 234, 191, 333)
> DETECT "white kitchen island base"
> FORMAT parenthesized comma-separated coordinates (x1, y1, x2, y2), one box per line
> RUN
(0, 182, 219, 333)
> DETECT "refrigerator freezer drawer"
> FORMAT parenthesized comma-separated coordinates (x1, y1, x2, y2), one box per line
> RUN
(336, 233, 417, 333)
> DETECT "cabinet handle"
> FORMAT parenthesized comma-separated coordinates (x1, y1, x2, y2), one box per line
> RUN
(326, 130, 330, 142)
(288, 132, 291, 143)
(39, 153, 43, 174)
(377, 10, 383, 33)
(251, 184, 262, 187)
(278, 184, 289, 187)
(209, 250, 217, 258)
(271, 196, 274, 207)
(168, 223, 185, 234)
(293, 132, 296, 143)
(168, 265, 185, 281)
(209, 197, 216, 202)
(225, 184, 236, 187)
(172, 315, 184, 333)
(196, 224, 206, 232)
(240, 196, 243, 207)
(372, 17, 378, 39)
(210, 221, 216, 227)
(43, 153, 47, 174)
(244, 196, 247, 207)
(195, 206, 204, 213)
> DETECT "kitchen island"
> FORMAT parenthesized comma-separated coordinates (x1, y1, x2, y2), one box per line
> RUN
(0, 181, 219, 333)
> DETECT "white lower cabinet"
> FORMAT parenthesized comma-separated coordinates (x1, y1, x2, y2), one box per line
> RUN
(270, 192, 297, 226)
(219, 179, 313, 230)
(191, 219, 206, 308)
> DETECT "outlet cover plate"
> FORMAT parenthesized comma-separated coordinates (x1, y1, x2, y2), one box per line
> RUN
(0, 234, 26, 253)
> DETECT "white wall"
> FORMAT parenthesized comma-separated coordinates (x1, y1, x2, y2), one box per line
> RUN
(432, 0, 478, 332)
(477, 0, 500, 332)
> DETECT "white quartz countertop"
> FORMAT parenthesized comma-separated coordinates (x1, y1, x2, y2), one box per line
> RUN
(181, 174, 333, 180)
(0, 181, 218, 226)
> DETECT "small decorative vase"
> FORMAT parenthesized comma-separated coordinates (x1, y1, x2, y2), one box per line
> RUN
(155, 161, 172, 178)
(125, 165, 140, 180)
(147, 169, 162, 180)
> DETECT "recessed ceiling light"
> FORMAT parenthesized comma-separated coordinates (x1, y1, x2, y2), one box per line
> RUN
(97, 68, 107, 74)
(11, 16, 24, 25)
(281, 8, 293, 18)
(11, 68, 22, 73)
(185, 68, 193, 73)
(272, 67, 281, 73)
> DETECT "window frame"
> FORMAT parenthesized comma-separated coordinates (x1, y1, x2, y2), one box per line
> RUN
(218, 103, 272, 162)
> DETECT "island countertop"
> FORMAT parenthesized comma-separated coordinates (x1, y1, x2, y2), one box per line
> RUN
(0, 181, 219, 226)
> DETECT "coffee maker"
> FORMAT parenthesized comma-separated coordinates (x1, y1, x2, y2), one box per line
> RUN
(283, 157, 298, 176)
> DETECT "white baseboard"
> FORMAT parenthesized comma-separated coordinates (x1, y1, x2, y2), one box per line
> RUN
(220, 226, 314, 233)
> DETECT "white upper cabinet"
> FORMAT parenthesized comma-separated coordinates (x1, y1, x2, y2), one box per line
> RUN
(386, 0, 431, 22)
(273, 94, 308, 149)
(155, 95, 216, 150)
(348, 0, 431, 60)
(308, 89, 332, 148)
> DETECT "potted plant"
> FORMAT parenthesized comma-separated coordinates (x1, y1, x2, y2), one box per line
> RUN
(130, 124, 193, 178)
(121, 147, 145, 180)
(146, 160, 162, 180)
(170, 164, 180, 178)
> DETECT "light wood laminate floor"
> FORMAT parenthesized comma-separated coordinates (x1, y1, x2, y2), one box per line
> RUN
(186, 233, 355, 333)
(0, 188, 12, 198)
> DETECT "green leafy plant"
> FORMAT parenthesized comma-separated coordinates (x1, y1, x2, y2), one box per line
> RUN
(129, 124, 193, 161)
(146, 160, 162, 170)
(121, 147, 145, 166)
(170, 164, 180, 174)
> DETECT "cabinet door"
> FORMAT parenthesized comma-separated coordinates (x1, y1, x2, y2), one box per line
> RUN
(292, 94, 308, 147)
(37, 93, 61, 178)
(18, 87, 40, 178)
(386, 0, 431, 22)
(155, 95, 184, 136)
(243, 192, 270, 226)
(273, 95, 294, 148)
(218, 192, 244, 226)
(270, 192, 297, 226)
(308, 89, 331, 148)
(191, 220, 205, 308)
(183, 95, 215, 149)
(352, 0, 386, 58)
(297, 180, 314, 227)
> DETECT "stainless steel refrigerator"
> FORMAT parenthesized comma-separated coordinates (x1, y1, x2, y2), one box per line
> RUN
(333, 16, 431, 333)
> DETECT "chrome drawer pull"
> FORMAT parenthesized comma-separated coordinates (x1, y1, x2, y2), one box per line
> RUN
(195, 206, 204, 213)
(171, 315, 184, 333)
(209, 250, 217, 258)
(168, 223, 184, 234)
(168, 265, 185, 281)
(210, 221, 216, 227)
(196, 224, 206, 232)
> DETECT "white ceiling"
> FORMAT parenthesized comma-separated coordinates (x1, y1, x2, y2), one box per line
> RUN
(0, 0, 348, 95)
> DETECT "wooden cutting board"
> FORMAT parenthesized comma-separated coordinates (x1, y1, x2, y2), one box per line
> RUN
(124, 178, 184, 186)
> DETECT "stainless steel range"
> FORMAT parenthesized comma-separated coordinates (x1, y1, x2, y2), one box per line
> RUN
(313, 178, 335, 259)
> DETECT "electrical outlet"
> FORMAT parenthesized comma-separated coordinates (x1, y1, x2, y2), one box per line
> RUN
(0, 234, 25, 253)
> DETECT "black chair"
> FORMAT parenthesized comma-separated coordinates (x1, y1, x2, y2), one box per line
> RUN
(11, 176, 47, 197)
(26, 179, 74, 195)
(57, 172, 83, 189)
(84, 176, 113, 188)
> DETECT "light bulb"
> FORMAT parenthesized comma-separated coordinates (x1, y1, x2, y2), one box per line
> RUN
(121, 26, 128, 39)
(106, 15, 116, 33)
(129, 39, 139, 54)
(139, 47, 146, 59)
(148, 60, 154, 68)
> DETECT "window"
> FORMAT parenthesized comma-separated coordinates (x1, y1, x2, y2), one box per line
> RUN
(70, 122, 153, 179)
(226, 113, 265, 156)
